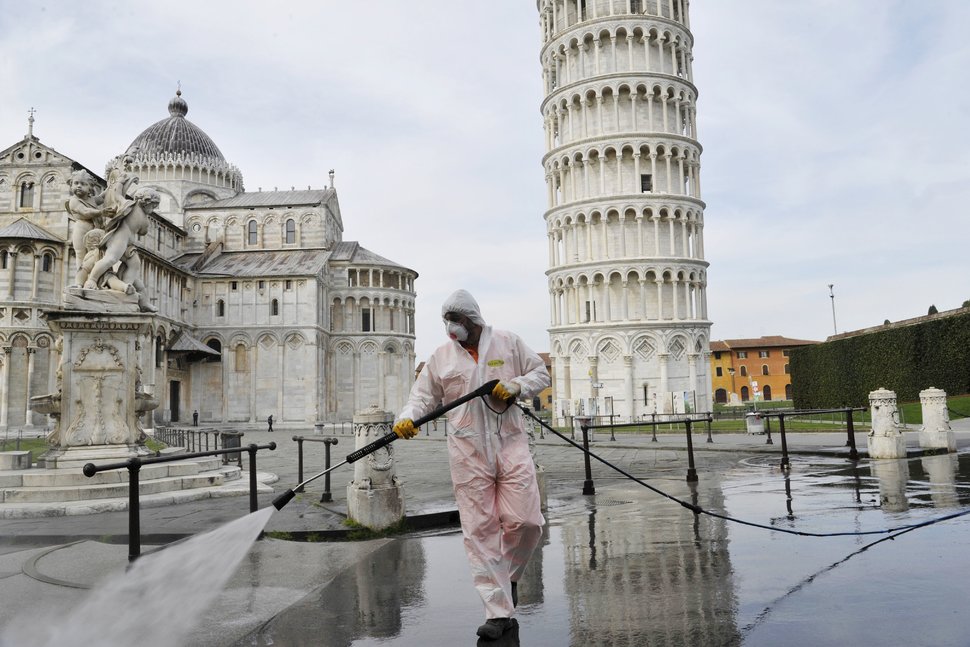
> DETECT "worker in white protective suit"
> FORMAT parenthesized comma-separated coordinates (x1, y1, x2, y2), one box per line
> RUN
(394, 289, 550, 641)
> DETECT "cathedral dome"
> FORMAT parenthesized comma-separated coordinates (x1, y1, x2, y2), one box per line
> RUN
(126, 91, 226, 162)
(122, 90, 244, 195)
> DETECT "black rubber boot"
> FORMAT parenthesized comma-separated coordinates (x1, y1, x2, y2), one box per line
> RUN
(511, 581, 518, 607)
(476, 618, 513, 640)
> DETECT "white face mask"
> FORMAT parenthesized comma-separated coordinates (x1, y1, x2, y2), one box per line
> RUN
(446, 321, 468, 342)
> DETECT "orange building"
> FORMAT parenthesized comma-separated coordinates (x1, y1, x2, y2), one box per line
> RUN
(709, 336, 819, 405)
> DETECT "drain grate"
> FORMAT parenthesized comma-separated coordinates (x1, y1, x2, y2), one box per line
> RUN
(596, 499, 634, 507)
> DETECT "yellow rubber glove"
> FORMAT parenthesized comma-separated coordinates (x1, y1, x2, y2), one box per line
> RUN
(393, 418, 418, 439)
(492, 381, 521, 402)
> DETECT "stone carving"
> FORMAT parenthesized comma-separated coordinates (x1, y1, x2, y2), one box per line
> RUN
(65, 338, 132, 445)
(918, 387, 957, 452)
(867, 387, 907, 459)
(30, 314, 157, 466)
(347, 406, 405, 530)
(65, 169, 108, 287)
(64, 155, 157, 313)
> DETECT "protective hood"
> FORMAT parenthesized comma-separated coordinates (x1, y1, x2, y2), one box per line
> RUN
(441, 289, 486, 326)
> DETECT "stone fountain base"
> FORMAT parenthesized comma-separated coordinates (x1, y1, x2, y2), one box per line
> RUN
(37, 443, 152, 470)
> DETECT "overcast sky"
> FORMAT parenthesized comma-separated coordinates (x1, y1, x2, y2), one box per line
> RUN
(3, 1, 969, 360)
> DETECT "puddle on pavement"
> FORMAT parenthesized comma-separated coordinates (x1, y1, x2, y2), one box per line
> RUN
(245, 452, 970, 646)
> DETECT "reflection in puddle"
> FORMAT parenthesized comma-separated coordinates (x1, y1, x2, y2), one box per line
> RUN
(245, 452, 970, 646)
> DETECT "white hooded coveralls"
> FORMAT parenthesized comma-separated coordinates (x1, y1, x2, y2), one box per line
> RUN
(398, 292, 550, 619)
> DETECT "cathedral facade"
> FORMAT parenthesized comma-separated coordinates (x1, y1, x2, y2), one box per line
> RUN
(0, 95, 417, 430)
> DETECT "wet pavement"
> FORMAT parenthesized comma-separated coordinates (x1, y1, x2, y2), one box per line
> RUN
(2, 424, 970, 646)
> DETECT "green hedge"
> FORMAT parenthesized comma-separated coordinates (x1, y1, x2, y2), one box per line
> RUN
(790, 310, 970, 408)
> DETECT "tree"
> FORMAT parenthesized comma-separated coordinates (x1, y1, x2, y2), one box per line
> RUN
(928, 305, 939, 315)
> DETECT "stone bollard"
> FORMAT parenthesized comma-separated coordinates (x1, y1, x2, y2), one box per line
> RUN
(346, 405, 405, 531)
(918, 387, 957, 452)
(866, 388, 907, 459)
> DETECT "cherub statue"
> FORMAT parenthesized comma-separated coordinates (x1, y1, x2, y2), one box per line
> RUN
(64, 170, 111, 287)
(74, 228, 104, 287)
(84, 187, 159, 312)
(102, 154, 138, 217)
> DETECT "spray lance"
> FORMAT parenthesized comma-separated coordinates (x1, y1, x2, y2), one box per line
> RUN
(272, 379, 500, 510)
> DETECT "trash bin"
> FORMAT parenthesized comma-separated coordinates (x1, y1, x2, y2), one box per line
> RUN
(220, 431, 245, 466)
(745, 412, 764, 435)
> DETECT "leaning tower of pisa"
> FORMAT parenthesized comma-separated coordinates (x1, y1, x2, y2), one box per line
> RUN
(539, 0, 710, 423)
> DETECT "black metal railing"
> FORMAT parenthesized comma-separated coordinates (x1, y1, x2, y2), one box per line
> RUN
(154, 427, 245, 467)
(580, 416, 713, 485)
(292, 435, 340, 502)
(82, 442, 276, 562)
(755, 407, 868, 467)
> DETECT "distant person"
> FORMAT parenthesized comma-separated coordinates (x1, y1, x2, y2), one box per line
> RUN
(192, 410, 199, 426)
(393, 289, 550, 641)
(267, 415, 274, 432)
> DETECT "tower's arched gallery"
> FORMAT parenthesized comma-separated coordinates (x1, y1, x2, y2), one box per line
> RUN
(0, 94, 417, 430)
(539, 0, 710, 422)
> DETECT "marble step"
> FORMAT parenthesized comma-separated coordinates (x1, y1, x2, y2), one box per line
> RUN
(1, 471, 228, 504)
(0, 456, 224, 488)
(0, 472, 275, 519)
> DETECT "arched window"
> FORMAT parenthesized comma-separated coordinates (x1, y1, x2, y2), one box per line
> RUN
(740, 366, 747, 377)
(285, 219, 296, 244)
(0, 251, 7, 269)
(785, 384, 793, 400)
(741, 386, 749, 401)
(714, 388, 727, 404)
(217, 299, 225, 317)
(155, 335, 163, 368)
(763, 385, 772, 401)
(206, 339, 222, 362)
(42, 252, 53, 272)
(271, 298, 279, 316)
(761, 364, 769, 376)
(248, 220, 258, 245)
(19, 182, 34, 208)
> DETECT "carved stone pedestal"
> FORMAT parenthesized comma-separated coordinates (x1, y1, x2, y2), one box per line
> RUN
(347, 406, 405, 531)
(918, 387, 957, 452)
(866, 388, 907, 459)
(33, 311, 157, 469)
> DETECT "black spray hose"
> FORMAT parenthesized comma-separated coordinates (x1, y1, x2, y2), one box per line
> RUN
(517, 404, 970, 538)
(272, 379, 500, 510)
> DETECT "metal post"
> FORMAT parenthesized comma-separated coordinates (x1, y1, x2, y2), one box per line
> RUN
(609, 419, 616, 441)
(779, 414, 790, 469)
(248, 444, 258, 513)
(322, 438, 338, 502)
(845, 409, 859, 461)
(581, 422, 595, 495)
(294, 436, 305, 492)
(128, 458, 142, 562)
(706, 417, 713, 443)
(684, 418, 698, 482)
(651, 418, 658, 442)
(764, 415, 773, 445)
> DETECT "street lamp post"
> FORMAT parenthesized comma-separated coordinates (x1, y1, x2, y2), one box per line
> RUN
(828, 284, 838, 335)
